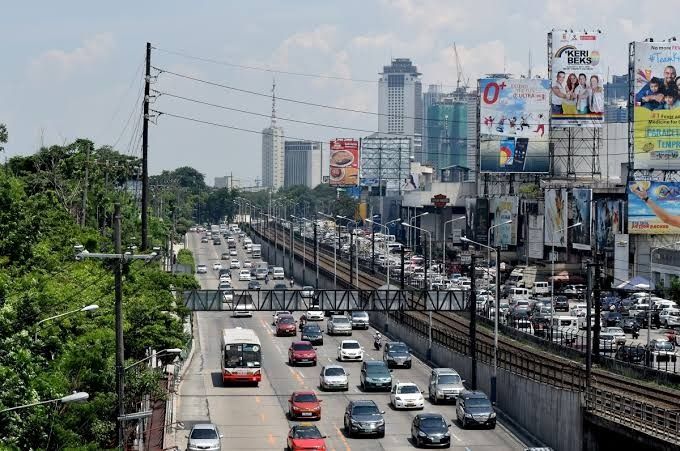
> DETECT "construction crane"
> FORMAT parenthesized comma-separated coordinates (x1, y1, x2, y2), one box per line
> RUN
(453, 43, 470, 92)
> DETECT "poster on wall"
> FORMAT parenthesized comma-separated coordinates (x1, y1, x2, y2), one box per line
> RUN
(544, 189, 568, 247)
(632, 41, 680, 170)
(614, 234, 630, 287)
(628, 181, 680, 234)
(465, 198, 477, 241)
(329, 139, 359, 186)
(595, 199, 622, 251)
(571, 188, 592, 250)
(479, 78, 550, 173)
(528, 215, 545, 259)
(549, 30, 604, 127)
(490, 196, 519, 246)
(475, 198, 490, 245)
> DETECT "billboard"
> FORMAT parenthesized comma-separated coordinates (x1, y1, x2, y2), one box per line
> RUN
(595, 199, 622, 250)
(479, 78, 550, 172)
(614, 234, 630, 287)
(632, 42, 680, 170)
(549, 30, 604, 127)
(544, 189, 568, 247)
(571, 188, 592, 250)
(359, 135, 411, 190)
(628, 181, 680, 234)
(528, 215, 545, 259)
(490, 196, 518, 246)
(329, 139, 359, 186)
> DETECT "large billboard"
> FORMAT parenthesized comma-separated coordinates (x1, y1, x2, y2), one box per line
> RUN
(595, 199, 623, 251)
(528, 215, 545, 259)
(632, 42, 680, 170)
(479, 78, 550, 172)
(359, 135, 411, 190)
(544, 189, 568, 247)
(329, 139, 359, 187)
(628, 181, 680, 234)
(549, 30, 604, 127)
(490, 196, 518, 246)
(571, 188, 592, 250)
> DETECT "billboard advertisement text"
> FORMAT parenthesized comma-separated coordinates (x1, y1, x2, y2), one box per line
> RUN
(595, 199, 622, 250)
(549, 31, 604, 127)
(544, 189, 568, 247)
(571, 188, 592, 250)
(329, 139, 359, 187)
(479, 78, 550, 172)
(628, 181, 680, 234)
(490, 196, 518, 246)
(632, 42, 680, 170)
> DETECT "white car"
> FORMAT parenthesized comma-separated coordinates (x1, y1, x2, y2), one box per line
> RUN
(337, 340, 364, 361)
(196, 264, 207, 274)
(390, 382, 425, 409)
(230, 249, 238, 256)
(212, 262, 222, 271)
(319, 365, 349, 391)
(219, 274, 231, 283)
(230, 259, 241, 269)
(305, 310, 324, 321)
(222, 289, 234, 303)
(243, 260, 253, 268)
(272, 310, 292, 325)
(233, 302, 254, 317)
(239, 269, 252, 281)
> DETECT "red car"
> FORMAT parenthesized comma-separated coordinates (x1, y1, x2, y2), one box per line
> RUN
(276, 315, 297, 336)
(288, 341, 317, 366)
(288, 391, 322, 420)
(286, 424, 326, 451)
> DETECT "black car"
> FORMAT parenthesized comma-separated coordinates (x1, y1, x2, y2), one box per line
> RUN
(603, 311, 622, 327)
(615, 345, 647, 364)
(301, 324, 324, 345)
(383, 342, 412, 368)
(273, 283, 288, 290)
(248, 280, 261, 290)
(411, 413, 451, 448)
(455, 391, 496, 429)
(343, 400, 385, 438)
(553, 296, 569, 312)
(360, 361, 392, 391)
(218, 268, 231, 277)
(221, 252, 230, 260)
(619, 317, 640, 334)
(634, 311, 661, 329)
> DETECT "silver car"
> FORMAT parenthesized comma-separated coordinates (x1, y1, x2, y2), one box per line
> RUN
(428, 368, 465, 404)
(350, 311, 370, 329)
(319, 364, 349, 391)
(186, 423, 222, 451)
(327, 315, 352, 336)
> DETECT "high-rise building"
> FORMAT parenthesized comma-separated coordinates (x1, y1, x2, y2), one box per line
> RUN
(261, 81, 285, 189)
(426, 97, 468, 169)
(378, 58, 423, 160)
(604, 74, 628, 124)
(422, 84, 445, 162)
(284, 140, 322, 188)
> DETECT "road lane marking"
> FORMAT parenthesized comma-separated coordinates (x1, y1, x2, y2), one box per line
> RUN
(334, 425, 351, 451)
(259, 412, 266, 423)
(267, 433, 276, 445)
(255, 396, 261, 404)
(451, 431, 462, 442)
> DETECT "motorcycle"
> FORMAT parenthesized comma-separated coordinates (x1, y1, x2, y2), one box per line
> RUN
(373, 334, 382, 350)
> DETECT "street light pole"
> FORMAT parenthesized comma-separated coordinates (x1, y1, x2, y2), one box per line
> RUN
(443, 216, 466, 279)
(319, 212, 338, 289)
(34, 304, 99, 340)
(0, 392, 89, 414)
(402, 223, 431, 290)
(410, 212, 429, 255)
(550, 222, 582, 340)
(487, 220, 512, 285)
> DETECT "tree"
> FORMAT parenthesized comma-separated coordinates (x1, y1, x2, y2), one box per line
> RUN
(0, 123, 7, 153)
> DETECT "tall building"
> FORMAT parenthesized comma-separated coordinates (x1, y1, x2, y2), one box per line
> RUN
(604, 74, 629, 124)
(422, 84, 445, 162)
(284, 140, 322, 188)
(261, 81, 285, 189)
(426, 97, 468, 169)
(378, 58, 423, 160)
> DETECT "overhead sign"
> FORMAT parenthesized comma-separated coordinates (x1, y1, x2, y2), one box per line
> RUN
(628, 181, 680, 234)
(431, 194, 450, 208)
(329, 139, 359, 187)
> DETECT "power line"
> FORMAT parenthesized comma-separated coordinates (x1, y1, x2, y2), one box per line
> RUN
(99, 59, 145, 144)
(111, 70, 146, 150)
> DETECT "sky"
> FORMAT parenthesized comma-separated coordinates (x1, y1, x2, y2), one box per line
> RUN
(1, 0, 676, 186)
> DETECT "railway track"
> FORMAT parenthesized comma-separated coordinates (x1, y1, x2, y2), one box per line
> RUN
(259, 226, 680, 412)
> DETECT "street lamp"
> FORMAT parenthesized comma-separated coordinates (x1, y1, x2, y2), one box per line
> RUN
(35, 304, 100, 340)
(461, 235, 500, 404)
(338, 215, 359, 288)
(366, 218, 401, 288)
(550, 222, 582, 338)
(487, 220, 512, 291)
(647, 241, 680, 348)
(410, 211, 429, 253)
(124, 348, 182, 371)
(402, 223, 432, 290)
(443, 216, 467, 278)
(318, 212, 338, 289)
(0, 392, 89, 414)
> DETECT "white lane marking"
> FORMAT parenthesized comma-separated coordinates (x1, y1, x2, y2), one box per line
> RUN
(451, 431, 462, 442)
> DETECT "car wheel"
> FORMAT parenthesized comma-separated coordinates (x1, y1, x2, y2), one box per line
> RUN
(461, 417, 467, 429)
(288, 356, 293, 365)
(319, 340, 324, 345)
(406, 362, 412, 369)
(378, 431, 385, 438)
(360, 380, 365, 391)
(344, 419, 352, 437)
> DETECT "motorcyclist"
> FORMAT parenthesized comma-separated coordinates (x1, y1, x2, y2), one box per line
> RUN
(373, 332, 382, 350)
(299, 315, 307, 329)
(289, 278, 294, 288)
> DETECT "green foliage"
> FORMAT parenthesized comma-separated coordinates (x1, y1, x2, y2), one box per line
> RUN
(177, 249, 195, 272)
(0, 123, 7, 153)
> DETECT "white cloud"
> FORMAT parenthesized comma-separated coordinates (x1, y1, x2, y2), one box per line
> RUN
(351, 33, 395, 49)
(29, 32, 115, 80)
(380, 0, 470, 31)
(273, 25, 337, 68)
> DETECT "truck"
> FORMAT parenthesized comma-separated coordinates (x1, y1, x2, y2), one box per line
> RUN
(210, 224, 220, 240)
(251, 244, 261, 258)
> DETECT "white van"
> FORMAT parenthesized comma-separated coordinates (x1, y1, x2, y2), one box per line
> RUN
(533, 282, 549, 296)
(272, 267, 285, 280)
(508, 287, 530, 303)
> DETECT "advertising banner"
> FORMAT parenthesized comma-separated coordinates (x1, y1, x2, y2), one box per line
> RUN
(549, 30, 604, 127)
(632, 42, 680, 170)
(544, 189, 568, 247)
(329, 139, 359, 186)
(475, 198, 490, 245)
(479, 78, 550, 172)
(528, 215, 545, 259)
(465, 198, 477, 241)
(595, 199, 622, 250)
(628, 181, 680, 234)
(614, 234, 630, 287)
(490, 196, 518, 246)
(571, 188, 592, 250)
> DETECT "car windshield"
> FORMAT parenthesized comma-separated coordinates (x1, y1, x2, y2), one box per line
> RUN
(352, 312, 368, 318)
(437, 374, 461, 385)
(293, 343, 313, 351)
(342, 342, 360, 349)
(389, 344, 408, 353)
(303, 286, 314, 290)
(325, 367, 346, 376)
(293, 393, 317, 402)
(303, 325, 321, 333)
(293, 426, 322, 439)
(398, 385, 419, 394)
(654, 342, 674, 351)
(279, 317, 294, 324)
(352, 405, 380, 415)
(191, 428, 217, 439)
(466, 397, 491, 408)
(366, 366, 389, 376)
(421, 417, 446, 429)
(333, 317, 349, 324)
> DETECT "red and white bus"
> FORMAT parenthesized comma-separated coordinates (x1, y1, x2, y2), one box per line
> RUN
(221, 327, 262, 385)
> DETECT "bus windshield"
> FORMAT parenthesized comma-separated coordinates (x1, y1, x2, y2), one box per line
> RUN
(224, 343, 261, 368)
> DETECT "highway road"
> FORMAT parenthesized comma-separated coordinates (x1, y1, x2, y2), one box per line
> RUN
(172, 230, 527, 450)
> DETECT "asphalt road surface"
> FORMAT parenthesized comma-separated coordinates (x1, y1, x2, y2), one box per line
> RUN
(173, 230, 527, 450)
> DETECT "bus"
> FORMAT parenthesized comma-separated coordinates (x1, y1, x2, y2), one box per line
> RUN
(221, 327, 262, 385)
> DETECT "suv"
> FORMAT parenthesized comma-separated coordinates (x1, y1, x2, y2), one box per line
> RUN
(186, 423, 223, 450)
(383, 342, 412, 368)
(350, 311, 370, 329)
(343, 400, 385, 438)
(359, 361, 392, 391)
(553, 295, 569, 312)
(327, 315, 352, 336)
(455, 391, 496, 429)
(429, 368, 465, 404)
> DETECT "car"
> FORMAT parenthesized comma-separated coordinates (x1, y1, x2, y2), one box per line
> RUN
(248, 280, 261, 290)
(212, 262, 222, 271)
(411, 413, 452, 448)
(350, 311, 370, 329)
(272, 310, 292, 325)
(319, 365, 349, 391)
(619, 317, 640, 334)
(186, 423, 223, 451)
(196, 264, 208, 274)
(553, 296, 569, 312)
(602, 327, 627, 346)
(222, 289, 233, 303)
(288, 341, 317, 366)
(232, 301, 254, 318)
(660, 308, 680, 328)
(301, 324, 324, 345)
(230, 259, 241, 269)
(390, 382, 425, 409)
(230, 249, 238, 256)
(455, 391, 496, 429)
(286, 425, 326, 451)
(288, 391, 322, 420)
(239, 269, 252, 281)
(327, 315, 352, 335)
(273, 267, 285, 279)
(615, 345, 647, 364)
(218, 281, 231, 291)
(359, 361, 392, 391)
(343, 400, 385, 438)
(603, 311, 623, 327)
(243, 260, 253, 268)
(255, 268, 269, 280)
(201, 237, 209, 243)
(213, 238, 221, 245)
(276, 315, 297, 336)
(383, 341, 412, 368)
(429, 368, 465, 404)
(273, 283, 288, 290)
(305, 310, 324, 321)
(219, 273, 231, 283)
(337, 339, 364, 362)
(220, 252, 230, 260)
(301, 286, 315, 298)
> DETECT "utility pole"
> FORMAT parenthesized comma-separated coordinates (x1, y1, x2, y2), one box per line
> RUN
(400, 244, 405, 290)
(81, 141, 90, 227)
(349, 231, 354, 288)
(141, 42, 151, 251)
(593, 252, 602, 361)
(469, 253, 477, 390)
(114, 204, 124, 449)
(586, 260, 593, 391)
(314, 222, 319, 288)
